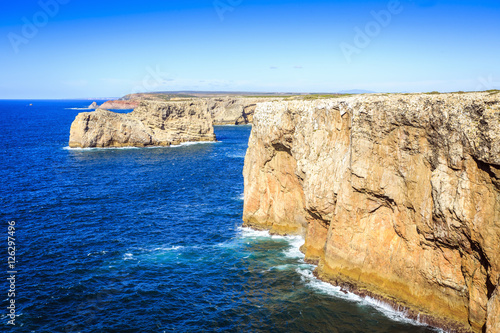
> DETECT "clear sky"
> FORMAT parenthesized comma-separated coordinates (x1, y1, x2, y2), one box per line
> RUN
(0, 0, 499, 98)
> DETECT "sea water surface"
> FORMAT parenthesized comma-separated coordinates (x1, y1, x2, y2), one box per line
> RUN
(0, 100, 439, 332)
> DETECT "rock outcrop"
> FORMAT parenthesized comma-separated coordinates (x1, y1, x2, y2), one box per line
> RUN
(69, 100, 216, 148)
(88, 102, 98, 109)
(99, 100, 140, 110)
(99, 96, 282, 125)
(243, 92, 500, 332)
(487, 284, 500, 332)
(207, 97, 282, 125)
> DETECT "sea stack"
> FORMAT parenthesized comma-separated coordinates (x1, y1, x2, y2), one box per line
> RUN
(88, 101, 98, 109)
(242, 92, 500, 332)
(69, 100, 216, 148)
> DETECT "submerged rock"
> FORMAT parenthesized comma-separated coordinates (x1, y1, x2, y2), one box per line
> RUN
(69, 100, 216, 148)
(243, 92, 500, 332)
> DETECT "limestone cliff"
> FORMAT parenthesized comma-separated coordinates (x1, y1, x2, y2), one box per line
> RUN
(99, 100, 140, 110)
(207, 97, 283, 125)
(69, 100, 216, 148)
(243, 92, 500, 332)
(88, 101, 98, 109)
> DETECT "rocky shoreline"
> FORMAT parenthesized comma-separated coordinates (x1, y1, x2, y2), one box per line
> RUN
(242, 92, 500, 332)
(68, 91, 500, 332)
(69, 100, 216, 148)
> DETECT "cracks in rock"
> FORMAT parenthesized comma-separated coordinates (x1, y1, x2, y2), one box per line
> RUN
(272, 142, 292, 155)
(465, 238, 495, 333)
(472, 156, 500, 191)
(467, 241, 496, 301)
(306, 209, 330, 228)
(353, 187, 396, 212)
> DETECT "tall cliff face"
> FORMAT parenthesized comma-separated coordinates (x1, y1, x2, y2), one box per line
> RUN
(243, 92, 500, 332)
(69, 100, 216, 148)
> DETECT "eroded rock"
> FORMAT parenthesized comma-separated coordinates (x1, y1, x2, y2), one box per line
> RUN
(207, 97, 283, 125)
(69, 100, 216, 148)
(243, 92, 500, 332)
(99, 100, 141, 110)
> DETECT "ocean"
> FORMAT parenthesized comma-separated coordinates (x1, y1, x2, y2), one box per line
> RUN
(0, 100, 439, 332)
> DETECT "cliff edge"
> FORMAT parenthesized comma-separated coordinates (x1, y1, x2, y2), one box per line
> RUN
(207, 97, 283, 125)
(69, 100, 216, 148)
(243, 92, 500, 332)
(99, 100, 140, 110)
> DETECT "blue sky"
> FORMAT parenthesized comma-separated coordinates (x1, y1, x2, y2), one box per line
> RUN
(0, 0, 499, 98)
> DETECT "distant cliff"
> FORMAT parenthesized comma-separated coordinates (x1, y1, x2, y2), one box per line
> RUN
(206, 97, 283, 125)
(102, 93, 286, 125)
(69, 101, 216, 148)
(243, 92, 500, 332)
(88, 101, 98, 109)
(99, 100, 140, 110)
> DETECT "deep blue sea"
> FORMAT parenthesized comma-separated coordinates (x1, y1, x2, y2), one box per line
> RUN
(0, 100, 439, 332)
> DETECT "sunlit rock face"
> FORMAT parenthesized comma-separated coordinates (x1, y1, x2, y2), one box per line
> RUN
(207, 97, 282, 125)
(69, 101, 216, 148)
(243, 92, 500, 333)
(99, 100, 141, 110)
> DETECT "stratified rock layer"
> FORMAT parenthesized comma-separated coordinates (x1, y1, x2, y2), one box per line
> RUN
(69, 100, 216, 148)
(207, 97, 283, 125)
(243, 92, 500, 332)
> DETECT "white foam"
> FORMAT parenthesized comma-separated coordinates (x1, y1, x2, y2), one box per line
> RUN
(63, 141, 216, 151)
(227, 153, 246, 158)
(87, 250, 108, 257)
(133, 246, 184, 253)
(239, 227, 304, 256)
(123, 253, 134, 260)
(362, 296, 439, 328)
(63, 146, 139, 151)
(237, 226, 437, 330)
(238, 227, 271, 238)
(177, 141, 217, 147)
(297, 266, 363, 302)
(283, 237, 305, 259)
(296, 266, 434, 329)
(269, 264, 295, 271)
(152, 246, 182, 251)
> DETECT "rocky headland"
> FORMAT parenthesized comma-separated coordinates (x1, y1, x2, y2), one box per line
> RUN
(69, 100, 216, 148)
(99, 100, 141, 110)
(100, 93, 297, 125)
(206, 97, 284, 125)
(242, 92, 500, 332)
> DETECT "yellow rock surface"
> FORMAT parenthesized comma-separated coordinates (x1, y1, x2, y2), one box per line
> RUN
(69, 100, 216, 148)
(243, 92, 500, 332)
